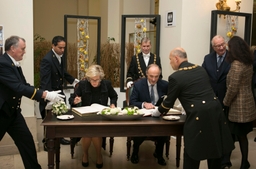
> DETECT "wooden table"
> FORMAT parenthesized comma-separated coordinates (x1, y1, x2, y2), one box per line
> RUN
(42, 112, 185, 169)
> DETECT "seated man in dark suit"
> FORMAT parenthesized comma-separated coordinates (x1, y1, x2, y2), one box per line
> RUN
(129, 64, 168, 166)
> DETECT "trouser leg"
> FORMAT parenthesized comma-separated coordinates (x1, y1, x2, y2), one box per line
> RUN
(132, 137, 146, 154)
(155, 136, 168, 156)
(207, 157, 221, 169)
(183, 148, 200, 169)
(8, 112, 41, 169)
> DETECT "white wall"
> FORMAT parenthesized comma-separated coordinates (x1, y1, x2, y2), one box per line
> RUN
(159, 0, 254, 80)
(0, 0, 34, 117)
(0, 0, 254, 116)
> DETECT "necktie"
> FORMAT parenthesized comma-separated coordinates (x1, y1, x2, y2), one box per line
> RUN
(17, 66, 22, 75)
(150, 85, 155, 105)
(217, 55, 223, 68)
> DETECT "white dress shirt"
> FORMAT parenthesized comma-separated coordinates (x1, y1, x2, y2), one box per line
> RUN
(143, 53, 150, 66)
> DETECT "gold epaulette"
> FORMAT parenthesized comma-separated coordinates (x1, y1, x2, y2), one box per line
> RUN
(178, 64, 198, 71)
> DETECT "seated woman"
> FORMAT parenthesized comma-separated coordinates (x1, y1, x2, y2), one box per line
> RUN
(69, 65, 118, 168)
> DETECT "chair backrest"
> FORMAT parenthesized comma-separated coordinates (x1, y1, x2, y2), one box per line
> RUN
(125, 86, 134, 106)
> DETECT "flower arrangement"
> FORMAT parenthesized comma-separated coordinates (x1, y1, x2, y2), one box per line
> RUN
(52, 101, 69, 115)
(99, 107, 122, 115)
(134, 18, 147, 54)
(98, 106, 144, 116)
(226, 15, 238, 39)
(121, 107, 144, 115)
(77, 19, 89, 79)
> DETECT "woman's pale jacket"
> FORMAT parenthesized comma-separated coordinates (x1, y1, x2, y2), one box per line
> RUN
(223, 60, 256, 123)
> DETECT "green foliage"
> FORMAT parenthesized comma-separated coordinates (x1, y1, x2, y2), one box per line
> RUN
(33, 34, 51, 88)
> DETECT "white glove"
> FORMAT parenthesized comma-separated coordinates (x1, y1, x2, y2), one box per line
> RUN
(45, 102, 54, 110)
(126, 81, 133, 88)
(152, 109, 161, 117)
(45, 90, 65, 102)
(72, 79, 80, 88)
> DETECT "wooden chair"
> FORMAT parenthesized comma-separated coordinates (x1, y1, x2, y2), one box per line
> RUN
(125, 85, 171, 160)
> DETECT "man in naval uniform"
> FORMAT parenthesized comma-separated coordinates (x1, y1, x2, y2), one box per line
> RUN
(153, 47, 234, 169)
(0, 35, 64, 169)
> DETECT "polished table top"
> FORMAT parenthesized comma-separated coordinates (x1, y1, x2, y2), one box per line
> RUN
(42, 111, 186, 137)
(42, 111, 185, 169)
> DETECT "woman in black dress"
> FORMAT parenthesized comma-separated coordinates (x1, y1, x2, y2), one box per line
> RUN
(69, 65, 118, 168)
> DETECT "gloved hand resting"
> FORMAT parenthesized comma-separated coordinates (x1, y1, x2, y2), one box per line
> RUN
(126, 81, 133, 88)
(152, 109, 161, 117)
(45, 90, 65, 102)
(72, 79, 80, 88)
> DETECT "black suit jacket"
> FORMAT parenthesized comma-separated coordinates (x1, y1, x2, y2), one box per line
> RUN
(69, 79, 118, 107)
(130, 78, 168, 108)
(0, 53, 43, 123)
(158, 61, 234, 160)
(126, 52, 162, 83)
(39, 50, 75, 115)
(202, 51, 230, 107)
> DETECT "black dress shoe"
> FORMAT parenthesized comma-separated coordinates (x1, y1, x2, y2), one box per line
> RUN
(153, 152, 166, 166)
(131, 153, 139, 164)
(96, 163, 103, 168)
(82, 161, 89, 167)
(240, 161, 250, 169)
(60, 138, 70, 145)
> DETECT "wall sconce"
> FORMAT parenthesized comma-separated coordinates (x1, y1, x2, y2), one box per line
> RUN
(216, 0, 242, 18)
(233, 0, 241, 12)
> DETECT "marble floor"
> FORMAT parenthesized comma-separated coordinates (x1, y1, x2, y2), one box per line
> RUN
(0, 119, 256, 169)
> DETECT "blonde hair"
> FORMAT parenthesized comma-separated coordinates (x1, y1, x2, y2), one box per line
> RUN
(86, 65, 105, 79)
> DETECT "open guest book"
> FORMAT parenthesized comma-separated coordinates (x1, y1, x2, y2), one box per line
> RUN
(72, 103, 108, 116)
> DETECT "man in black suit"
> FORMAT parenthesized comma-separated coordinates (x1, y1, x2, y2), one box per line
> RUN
(126, 37, 162, 88)
(39, 36, 79, 145)
(153, 47, 234, 169)
(129, 64, 168, 166)
(202, 35, 230, 109)
(0, 36, 64, 169)
(202, 35, 232, 169)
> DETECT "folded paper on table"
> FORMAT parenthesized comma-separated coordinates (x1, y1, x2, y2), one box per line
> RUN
(72, 103, 108, 116)
(138, 107, 158, 117)
(166, 108, 182, 115)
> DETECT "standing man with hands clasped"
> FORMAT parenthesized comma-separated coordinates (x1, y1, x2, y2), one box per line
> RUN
(126, 37, 162, 88)
(39, 36, 79, 145)
(202, 35, 232, 169)
(153, 47, 234, 169)
(0, 35, 64, 169)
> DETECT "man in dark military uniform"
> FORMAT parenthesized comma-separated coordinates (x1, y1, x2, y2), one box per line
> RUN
(0, 35, 64, 169)
(126, 37, 162, 88)
(153, 47, 234, 169)
(39, 36, 79, 145)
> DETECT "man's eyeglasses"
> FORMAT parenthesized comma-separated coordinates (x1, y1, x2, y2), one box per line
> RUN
(214, 43, 226, 49)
